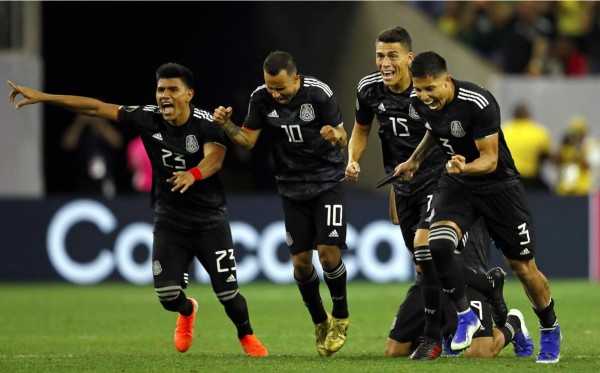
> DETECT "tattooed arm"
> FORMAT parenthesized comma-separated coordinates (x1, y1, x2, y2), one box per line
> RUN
(212, 105, 260, 150)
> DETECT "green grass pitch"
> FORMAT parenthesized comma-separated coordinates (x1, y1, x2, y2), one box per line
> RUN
(1, 279, 599, 372)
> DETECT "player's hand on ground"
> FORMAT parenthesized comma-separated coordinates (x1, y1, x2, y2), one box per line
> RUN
(320, 125, 341, 143)
(345, 161, 360, 182)
(212, 106, 233, 126)
(393, 161, 416, 181)
(7, 80, 43, 109)
(446, 155, 466, 174)
(167, 171, 195, 193)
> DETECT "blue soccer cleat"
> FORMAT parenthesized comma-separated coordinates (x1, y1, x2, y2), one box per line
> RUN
(451, 309, 481, 351)
(441, 336, 460, 357)
(537, 325, 562, 363)
(508, 309, 534, 357)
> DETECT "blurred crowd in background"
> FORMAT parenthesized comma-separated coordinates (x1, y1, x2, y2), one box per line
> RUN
(500, 102, 600, 196)
(411, 1, 600, 196)
(412, 1, 600, 76)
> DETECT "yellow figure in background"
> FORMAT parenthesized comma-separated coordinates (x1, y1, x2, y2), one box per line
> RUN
(553, 116, 600, 195)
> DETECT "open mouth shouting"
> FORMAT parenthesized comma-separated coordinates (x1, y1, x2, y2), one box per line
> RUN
(161, 102, 175, 116)
(381, 70, 396, 82)
(423, 99, 441, 110)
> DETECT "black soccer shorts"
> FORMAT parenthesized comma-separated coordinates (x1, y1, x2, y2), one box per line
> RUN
(152, 221, 239, 294)
(432, 176, 536, 260)
(394, 185, 435, 251)
(281, 183, 347, 255)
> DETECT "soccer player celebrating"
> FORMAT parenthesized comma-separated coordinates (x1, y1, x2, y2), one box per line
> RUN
(7, 63, 268, 357)
(394, 51, 562, 363)
(347, 26, 509, 359)
(213, 51, 350, 357)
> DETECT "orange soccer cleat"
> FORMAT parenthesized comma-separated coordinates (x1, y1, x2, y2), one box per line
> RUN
(174, 298, 198, 353)
(239, 334, 269, 357)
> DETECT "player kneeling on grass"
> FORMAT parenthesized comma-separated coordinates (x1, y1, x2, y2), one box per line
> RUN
(385, 263, 534, 360)
(384, 205, 532, 360)
(7, 63, 268, 357)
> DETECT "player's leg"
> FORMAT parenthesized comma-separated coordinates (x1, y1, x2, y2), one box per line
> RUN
(463, 288, 495, 358)
(428, 177, 481, 351)
(429, 220, 481, 351)
(385, 279, 427, 357)
(458, 217, 508, 327)
(507, 309, 534, 357)
(396, 188, 444, 360)
(152, 227, 197, 353)
(282, 195, 330, 356)
(439, 295, 460, 357)
(197, 221, 268, 357)
(482, 182, 561, 363)
(410, 228, 445, 360)
(315, 184, 349, 354)
(389, 186, 399, 225)
(461, 265, 508, 327)
(461, 288, 531, 358)
(469, 310, 533, 358)
(505, 256, 561, 363)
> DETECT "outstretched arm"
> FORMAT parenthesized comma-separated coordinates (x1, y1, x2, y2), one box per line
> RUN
(212, 105, 260, 150)
(8, 80, 120, 121)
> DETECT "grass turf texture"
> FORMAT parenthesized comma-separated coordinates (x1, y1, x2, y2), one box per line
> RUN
(1, 280, 599, 372)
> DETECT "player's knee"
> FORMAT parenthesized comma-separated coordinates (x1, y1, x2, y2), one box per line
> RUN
(507, 258, 539, 279)
(428, 225, 459, 261)
(216, 288, 240, 304)
(317, 244, 341, 269)
(292, 251, 314, 273)
(155, 284, 184, 312)
(384, 339, 411, 357)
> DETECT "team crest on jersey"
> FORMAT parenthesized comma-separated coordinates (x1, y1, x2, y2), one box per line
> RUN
(286, 231, 293, 246)
(450, 121, 466, 137)
(408, 104, 420, 119)
(123, 105, 139, 112)
(299, 103, 315, 122)
(186, 135, 200, 153)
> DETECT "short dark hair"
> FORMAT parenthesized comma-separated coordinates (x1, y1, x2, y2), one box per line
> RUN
(263, 51, 297, 76)
(410, 51, 447, 78)
(156, 63, 194, 89)
(376, 26, 412, 51)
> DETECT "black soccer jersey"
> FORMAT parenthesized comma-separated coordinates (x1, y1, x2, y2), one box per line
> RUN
(118, 104, 228, 230)
(412, 79, 520, 193)
(244, 75, 346, 200)
(355, 72, 445, 196)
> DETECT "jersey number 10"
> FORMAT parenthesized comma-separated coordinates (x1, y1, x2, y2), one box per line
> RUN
(281, 124, 304, 143)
